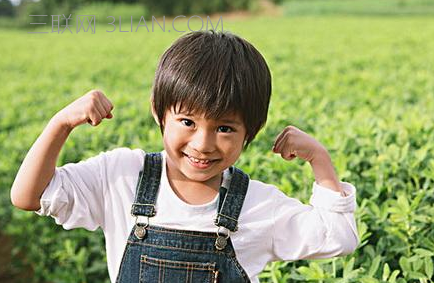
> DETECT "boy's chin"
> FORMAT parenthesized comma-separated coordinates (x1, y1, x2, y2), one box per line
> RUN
(181, 164, 223, 183)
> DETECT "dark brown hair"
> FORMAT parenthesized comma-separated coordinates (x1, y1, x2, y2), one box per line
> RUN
(152, 30, 272, 149)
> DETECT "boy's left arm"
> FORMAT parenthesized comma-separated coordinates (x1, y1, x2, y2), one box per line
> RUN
(272, 125, 346, 196)
(271, 125, 357, 260)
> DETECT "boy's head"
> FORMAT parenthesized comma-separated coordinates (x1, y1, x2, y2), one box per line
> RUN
(151, 30, 272, 149)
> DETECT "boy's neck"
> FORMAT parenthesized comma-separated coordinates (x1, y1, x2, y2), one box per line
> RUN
(166, 164, 223, 205)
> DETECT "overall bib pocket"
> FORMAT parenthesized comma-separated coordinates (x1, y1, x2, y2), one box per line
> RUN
(139, 255, 219, 283)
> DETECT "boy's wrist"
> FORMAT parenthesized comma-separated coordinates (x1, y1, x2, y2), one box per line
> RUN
(309, 148, 344, 194)
(50, 113, 74, 134)
(310, 145, 329, 164)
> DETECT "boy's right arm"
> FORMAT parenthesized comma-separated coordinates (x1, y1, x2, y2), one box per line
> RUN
(10, 90, 114, 211)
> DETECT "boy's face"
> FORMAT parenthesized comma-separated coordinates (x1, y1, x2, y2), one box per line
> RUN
(157, 106, 247, 187)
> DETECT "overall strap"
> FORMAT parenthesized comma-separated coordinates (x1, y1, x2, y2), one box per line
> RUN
(130, 152, 162, 217)
(214, 166, 250, 232)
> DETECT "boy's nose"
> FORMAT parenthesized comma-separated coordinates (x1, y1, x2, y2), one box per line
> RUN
(190, 130, 216, 154)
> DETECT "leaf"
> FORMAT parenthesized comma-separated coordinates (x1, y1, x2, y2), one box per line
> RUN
(382, 263, 390, 281)
(399, 257, 411, 273)
(347, 269, 362, 279)
(364, 245, 376, 260)
(368, 256, 381, 277)
(408, 271, 427, 279)
(310, 262, 325, 278)
(396, 193, 410, 213)
(408, 255, 421, 263)
(343, 258, 355, 279)
(414, 249, 434, 257)
(425, 257, 433, 279)
(410, 191, 425, 210)
(412, 258, 423, 271)
(360, 278, 379, 283)
(388, 270, 400, 283)
(297, 266, 317, 279)
(415, 146, 428, 163)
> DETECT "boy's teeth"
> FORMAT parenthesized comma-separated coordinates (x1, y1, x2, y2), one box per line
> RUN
(188, 155, 210, 164)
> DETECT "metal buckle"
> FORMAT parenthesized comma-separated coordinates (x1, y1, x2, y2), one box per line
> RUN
(215, 226, 230, 251)
(134, 216, 149, 240)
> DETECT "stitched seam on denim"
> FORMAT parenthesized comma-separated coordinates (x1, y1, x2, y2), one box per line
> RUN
(144, 259, 214, 271)
(159, 258, 162, 283)
(147, 227, 216, 238)
(228, 256, 250, 282)
(162, 259, 166, 282)
(115, 243, 131, 282)
(217, 213, 238, 222)
(143, 153, 161, 207)
(216, 168, 250, 231)
(133, 153, 146, 203)
(127, 241, 228, 255)
(139, 255, 145, 283)
(233, 245, 250, 282)
(219, 187, 230, 216)
(143, 255, 215, 269)
(138, 152, 161, 215)
(188, 264, 192, 283)
(133, 158, 145, 203)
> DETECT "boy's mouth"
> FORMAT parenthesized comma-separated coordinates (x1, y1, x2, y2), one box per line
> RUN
(182, 153, 218, 165)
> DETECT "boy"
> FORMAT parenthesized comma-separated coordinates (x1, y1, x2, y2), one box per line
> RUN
(11, 31, 358, 283)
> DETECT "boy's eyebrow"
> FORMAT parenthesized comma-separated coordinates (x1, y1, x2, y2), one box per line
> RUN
(176, 111, 242, 126)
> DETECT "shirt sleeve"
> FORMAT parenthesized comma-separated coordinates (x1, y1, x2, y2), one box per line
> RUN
(271, 181, 359, 261)
(34, 150, 112, 231)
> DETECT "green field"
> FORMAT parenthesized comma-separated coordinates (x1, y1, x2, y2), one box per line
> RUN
(1, 8, 434, 283)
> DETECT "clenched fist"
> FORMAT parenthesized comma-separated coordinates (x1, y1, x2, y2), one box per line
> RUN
(272, 125, 327, 163)
(55, 90, 114, 130)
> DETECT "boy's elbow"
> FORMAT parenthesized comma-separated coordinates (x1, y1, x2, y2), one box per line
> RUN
(11, 198, 41, 211)
(10, 186, 41, 211)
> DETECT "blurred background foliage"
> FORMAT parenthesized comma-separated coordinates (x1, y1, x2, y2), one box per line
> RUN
(1, 0, 434, 282)
(0, 0, 278, 27)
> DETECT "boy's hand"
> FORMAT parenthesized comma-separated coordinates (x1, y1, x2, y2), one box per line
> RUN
(272, 125, 327, 162)
(54, 90, 114, 130)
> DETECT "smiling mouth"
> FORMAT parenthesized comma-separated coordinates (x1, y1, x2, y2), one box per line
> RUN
(182, 153, 219, 164)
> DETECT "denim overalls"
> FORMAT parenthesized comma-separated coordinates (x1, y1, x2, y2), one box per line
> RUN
(115, 152, 251, 283)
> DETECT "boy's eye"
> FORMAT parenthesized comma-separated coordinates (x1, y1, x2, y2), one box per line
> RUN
(180, 119, 234, 133)
(181, 119, 194, 127)
(218, 126, 233, 133)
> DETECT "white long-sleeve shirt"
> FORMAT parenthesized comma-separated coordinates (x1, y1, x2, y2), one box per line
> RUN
(35, 147, 359, 283)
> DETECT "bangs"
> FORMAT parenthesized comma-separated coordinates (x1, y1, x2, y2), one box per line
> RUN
(168, 65, 242, 121)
